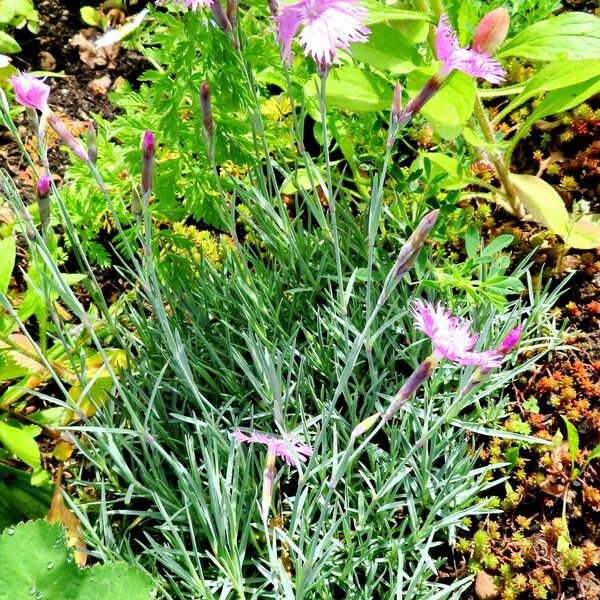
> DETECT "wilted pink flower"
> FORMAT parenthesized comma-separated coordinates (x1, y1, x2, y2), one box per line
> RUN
(435, 14, 505, 84)
(412, 300, 503, 368)
(9, 72, 51, 112)
(275, 0, 370, 67)
(0, 54, 11, 68)
(498, 324, 523, 355)
(232, 430, 312, 466)
(166, 0, 213, 10)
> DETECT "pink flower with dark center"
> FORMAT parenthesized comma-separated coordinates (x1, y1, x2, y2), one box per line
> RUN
(412, 300, 503, 369)
(9, 72, 51, 112)
(167, 0, 213, 10)
(275, 0, 370, 67)
(435, 14, 505, 84)
(232, 430, 312, 466)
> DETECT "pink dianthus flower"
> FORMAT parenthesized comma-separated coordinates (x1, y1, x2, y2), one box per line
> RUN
(166, 0, 213, 10)
(9, 72, 50, 112)
(275, 0, 370, 67)
(232, 430, 312, 466)
(435, 14, 505, 84)
(412, 300, 503, 369)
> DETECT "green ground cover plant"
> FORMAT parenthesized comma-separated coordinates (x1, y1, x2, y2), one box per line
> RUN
(0, 0, 598, 598)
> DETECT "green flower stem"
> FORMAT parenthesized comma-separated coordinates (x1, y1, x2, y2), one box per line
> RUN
(473, 94, 524, 217)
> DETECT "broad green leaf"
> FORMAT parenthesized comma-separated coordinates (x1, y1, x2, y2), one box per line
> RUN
(363, 2, 430, 24)
(0, 520, 155, 599)
(0, 464, 52, 529)
(410, 152, 468, 190)
(462, 127, 508, 150)
(481, 234, 514, 257)
(350, 23, 423, 74)
(407, 70, 475, 139)
(496, 60, 600, 123)
(498, 13, 600, 61)
(0, 236, 15, 297)
(509, 174, 570, 238)
(0, 32, 20, 54)
(563, 218, 600, 250)
(80, 6, 101, 27)
(561, 416, 579, 474)
(305, 67, 390, 112)
(507, 75, 600, 155)
(0, 421, 41, 469)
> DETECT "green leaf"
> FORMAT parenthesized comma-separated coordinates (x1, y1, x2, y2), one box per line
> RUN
(583, 444, 600, 471)
(462, 127, 508, 150)
(507, 75, 600, 155)
(80, 6, 101, 27)
(350, 23, 423, 74)
(498, 13, 600, 61)
(363, 2, 430, 24)
(497, 60, 600, 122)
(0, 520, 155, 599)
(509, 174, 570, 238)
(0, 421, 41, 470)
(0, 463, 52, 529)
(481, 234, 514, 257)
(561, 415, 579, 474)
(464, 225, 478, 258)
(563, 217, 600, 250)
(407, 70, 475, 139)
(0, 236, 15, 297)
(410, 152, 469, 190)
(305, 67, 390, 112)
(0, 32, 20, 54)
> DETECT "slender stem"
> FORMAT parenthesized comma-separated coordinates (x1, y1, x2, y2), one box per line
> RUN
(317, 71, 345, 310)
(473, 94, 523, 217)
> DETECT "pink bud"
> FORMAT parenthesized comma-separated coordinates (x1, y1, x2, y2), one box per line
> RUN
(498, 324, 523, 355)
(472, 8, 510, 55)
(47, 111, 89, 162)
(141, 130, 155, 199)
(142, 130, 155, 158)
(9, 72, 51, 112)
(36, 174, 51, 196)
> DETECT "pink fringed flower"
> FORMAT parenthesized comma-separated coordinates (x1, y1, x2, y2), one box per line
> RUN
(274, 0, 370, 67)
(232, 430, 312, 466)
(412, 300, 503, 369)
(9, 72, 51, 112)
(166, 0, 213, 10)
(435, 14, 505, 84)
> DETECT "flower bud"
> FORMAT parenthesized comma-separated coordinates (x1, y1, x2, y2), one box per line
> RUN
(227, 0, 238, 28)
(36, 174, 52, 230)
(472, 8, 510, 55)
(498, 324, 523, 355)
(47, 111, 89, 162)
(141, 130, 155, 199)
(394, 209, 439, 277)
(87, 119, 98, 165)
(200, 82, 215, 161)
